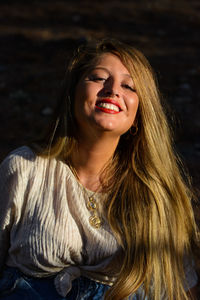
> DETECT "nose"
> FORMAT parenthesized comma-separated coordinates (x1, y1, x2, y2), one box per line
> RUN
(104, 78, 120, 97)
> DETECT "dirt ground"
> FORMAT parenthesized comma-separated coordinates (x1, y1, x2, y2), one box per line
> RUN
(0, 0, 200, 294)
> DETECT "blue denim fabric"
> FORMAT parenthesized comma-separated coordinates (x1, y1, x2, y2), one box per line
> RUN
(0, 267, 111, 299)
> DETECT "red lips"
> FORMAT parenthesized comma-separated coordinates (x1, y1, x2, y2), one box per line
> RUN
(95, 98, 122, 114)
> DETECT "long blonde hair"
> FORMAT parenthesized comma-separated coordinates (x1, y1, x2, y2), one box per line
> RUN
(33, 39, 199, 300)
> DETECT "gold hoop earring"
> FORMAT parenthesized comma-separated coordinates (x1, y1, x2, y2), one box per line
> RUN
(129, 125, 138, 136)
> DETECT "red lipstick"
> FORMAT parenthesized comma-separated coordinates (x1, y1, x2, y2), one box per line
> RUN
(95, 98, 122, 114)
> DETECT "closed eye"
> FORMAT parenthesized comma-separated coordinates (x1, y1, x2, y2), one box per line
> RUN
(123, 84, 136, 92)
(93, 77, 106, 82)
(86, 75, 106, 82)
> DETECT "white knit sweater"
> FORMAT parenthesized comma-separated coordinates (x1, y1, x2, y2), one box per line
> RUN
(0, 146, 198, 297)
(0, 146, 119, 297)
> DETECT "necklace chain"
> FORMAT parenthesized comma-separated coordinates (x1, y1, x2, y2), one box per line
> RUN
(69, 165, 103, 229)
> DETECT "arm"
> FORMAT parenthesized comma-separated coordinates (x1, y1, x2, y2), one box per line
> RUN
(0, 146, 35, 273)
(0, 154, 17, 272)
(0, 147, 33, 272)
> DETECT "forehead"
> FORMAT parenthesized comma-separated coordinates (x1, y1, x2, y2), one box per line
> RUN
(77, 52, 133, 83)
(93, 53, 130, 73)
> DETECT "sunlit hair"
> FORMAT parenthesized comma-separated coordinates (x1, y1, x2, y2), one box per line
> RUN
(33, 39, 199, 300)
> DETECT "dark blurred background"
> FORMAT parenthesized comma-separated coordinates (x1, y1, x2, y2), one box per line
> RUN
(0, 0, 200, 293)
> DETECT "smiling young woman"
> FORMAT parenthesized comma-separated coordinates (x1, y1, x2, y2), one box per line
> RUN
(0, 39, 199, 300)
(74, 53, 139, 141)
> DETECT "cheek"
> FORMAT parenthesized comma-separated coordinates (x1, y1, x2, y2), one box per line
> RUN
(74, 84, 96, 123)
(74, 81, 86, 104)
(75, 83, 95, 106)
(129, 96, 139, 118)
(74, 84, 87, 114)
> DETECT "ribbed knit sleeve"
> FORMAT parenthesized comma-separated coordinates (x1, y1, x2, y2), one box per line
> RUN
(0, 147, 35, 272)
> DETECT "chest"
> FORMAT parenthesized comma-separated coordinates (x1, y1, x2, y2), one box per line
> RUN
(11, 176, 118, 264)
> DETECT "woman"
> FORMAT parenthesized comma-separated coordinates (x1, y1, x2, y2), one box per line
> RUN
(0, 39, 199, 299)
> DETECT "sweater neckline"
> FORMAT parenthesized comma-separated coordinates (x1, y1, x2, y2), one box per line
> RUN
(62, 162, 104, 196)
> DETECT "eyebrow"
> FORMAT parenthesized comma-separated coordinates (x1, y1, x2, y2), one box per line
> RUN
(91, 67, 109, 73)
(123, 73, 132, 79)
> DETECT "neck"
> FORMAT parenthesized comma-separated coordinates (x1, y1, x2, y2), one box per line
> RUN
(70, 135, 119, 191)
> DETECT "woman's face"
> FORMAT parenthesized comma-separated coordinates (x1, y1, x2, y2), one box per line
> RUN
(74, 53, 139, 139)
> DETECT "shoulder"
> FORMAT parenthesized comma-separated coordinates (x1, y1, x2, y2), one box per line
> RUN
(0, 146, 74, 181)
(5, 145, 36, 161)
(0, 146, 36, 175)
(0, 146, 38, 200)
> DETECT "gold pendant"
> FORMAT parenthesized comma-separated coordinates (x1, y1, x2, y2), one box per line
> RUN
(89, 215, 102, 229)
(86, 199, 97, 211)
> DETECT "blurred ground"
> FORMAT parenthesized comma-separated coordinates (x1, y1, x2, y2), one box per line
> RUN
(0, 0, 200, 294)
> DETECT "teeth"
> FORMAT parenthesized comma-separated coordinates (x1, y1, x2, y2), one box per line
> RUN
(97, 103, 119, 112)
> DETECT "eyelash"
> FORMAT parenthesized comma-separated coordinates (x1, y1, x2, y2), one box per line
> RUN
(89, 77, 136, 92)
(91, 77, 106, 82)
(123, 84, 136, 92)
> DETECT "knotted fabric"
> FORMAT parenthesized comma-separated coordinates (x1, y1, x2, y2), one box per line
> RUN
(54, 266, 81, 297)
